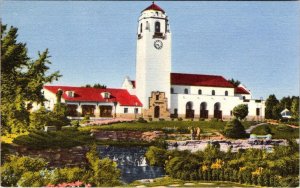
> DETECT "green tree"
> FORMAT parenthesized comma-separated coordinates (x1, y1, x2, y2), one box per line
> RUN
(145, 146, 167, 166)
(93, 83, 107, 88)
(0, 155, 47, 186)
(228, 78, 241, 87)
(232, 104, 248, 120)
(265, 95, 279, 119)
(224, 119, 246, 138)
(1, 25, 61, 133)
(291, 97, 299, 119)
(272, 104, 282, 120)
(86, 144, 121, 186)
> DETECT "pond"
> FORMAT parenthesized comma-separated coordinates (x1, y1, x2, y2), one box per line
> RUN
(97, 146, 165, 183)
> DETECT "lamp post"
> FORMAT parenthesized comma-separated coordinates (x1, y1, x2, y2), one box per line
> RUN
(113, 101, 117, 118)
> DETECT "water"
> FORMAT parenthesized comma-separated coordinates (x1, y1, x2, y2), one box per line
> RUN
(97, 146, 165, 183)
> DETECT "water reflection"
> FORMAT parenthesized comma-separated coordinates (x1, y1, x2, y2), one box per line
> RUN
(97, 146, 165, 183)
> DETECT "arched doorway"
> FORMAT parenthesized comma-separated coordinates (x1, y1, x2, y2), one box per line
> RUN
(200, 102, 208, 119)
(214, 102, 222, 119)
(154, 106, 160, 118)
(185, 102, 194, 118)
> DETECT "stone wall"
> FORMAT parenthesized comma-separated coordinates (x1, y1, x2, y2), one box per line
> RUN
(91, 130, 165, 142)
(12, 146, 89, 168)
(143, 91, 170, 118)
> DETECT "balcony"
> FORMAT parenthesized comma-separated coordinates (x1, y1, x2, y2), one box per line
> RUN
(153, 32, 166, 39)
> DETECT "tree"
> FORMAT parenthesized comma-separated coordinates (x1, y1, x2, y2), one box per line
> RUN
(291, 97, 299, 119)
(228, 79, 241, 87)
(93, 83, 107, 89)
(272, 104, 282, 120)
(265, 95, 279, 119)
(0, 155, 47, 186)
(86, 144, 121, 186)
(232, 104, 248, 120)
(224, 119, 246, 138)
(145, 146, 167, 166)
(1, 25, 61, 133)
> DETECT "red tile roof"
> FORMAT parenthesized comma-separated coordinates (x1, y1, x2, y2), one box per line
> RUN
(142, 2, 165, 13)
(44, 86, 142, 106)
(171, 73, 235, 88)
(235, 87, 250, 95)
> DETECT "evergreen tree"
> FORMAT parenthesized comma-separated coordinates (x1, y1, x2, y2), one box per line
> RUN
(232, 104, 249, 120)
(1, 25, 61, 133)
(291, 97, 299, 119)
(228, 78, 241, 87)
(265, 94, 279, 119)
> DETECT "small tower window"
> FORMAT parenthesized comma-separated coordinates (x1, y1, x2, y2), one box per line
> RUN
(140, 23, 143, 33)
(146, 21, 150, 30)
(155, 22, 160, 33)
(156, 94, 159, 100)
(171, 88, 174, 94)
(198, 89, 202, 95)
(212, 90, 215, 96)
(184, 88, 188, 94)
(225, 91, 228, 96)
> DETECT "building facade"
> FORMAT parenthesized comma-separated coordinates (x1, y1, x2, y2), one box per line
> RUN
(42, 3, 265, 120)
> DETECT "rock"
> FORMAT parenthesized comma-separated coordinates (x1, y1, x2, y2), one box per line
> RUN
(54, 153, 61, 160)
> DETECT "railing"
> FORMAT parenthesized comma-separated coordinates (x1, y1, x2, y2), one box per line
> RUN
(153, 32, 165, 39)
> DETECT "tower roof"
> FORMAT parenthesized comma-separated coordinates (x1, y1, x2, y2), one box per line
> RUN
(142, 2, 165, 13)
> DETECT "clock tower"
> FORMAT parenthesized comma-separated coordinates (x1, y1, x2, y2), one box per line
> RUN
(135, 2, 171, 118)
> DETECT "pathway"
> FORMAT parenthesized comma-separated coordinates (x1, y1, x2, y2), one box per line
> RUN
(245, 123, 268, 134)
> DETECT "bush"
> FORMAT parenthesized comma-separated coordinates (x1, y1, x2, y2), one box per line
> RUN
(232, 104, 249, 120)
(149, 117, 153, 122)
(199, 118, 205, 121)
(177, 117, 183, 121)
(159, 118, 165, 121)
(137, 117, 147, 123)
(145, 146, 167, 166)
(210, 118, 218, 122)
(224, 119, 246, 138)
(71, 120, 80, 128)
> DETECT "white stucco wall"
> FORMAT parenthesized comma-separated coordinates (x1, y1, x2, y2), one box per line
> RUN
(171, 85, 235, 97)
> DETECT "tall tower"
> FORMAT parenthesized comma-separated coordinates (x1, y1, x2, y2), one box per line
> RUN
(135, 2, 171, 118)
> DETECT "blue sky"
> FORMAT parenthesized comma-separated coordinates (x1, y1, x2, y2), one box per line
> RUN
(2, 1, 299, 99)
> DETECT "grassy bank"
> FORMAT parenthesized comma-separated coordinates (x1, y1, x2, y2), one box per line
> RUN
(79, 121, 227, 133)
(129, 177, 253, 187)
(251, 124, 299, 139)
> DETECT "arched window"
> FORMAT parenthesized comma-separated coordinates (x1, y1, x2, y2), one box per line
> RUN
(184, 88, 188, 94)
(171, 87, 174, 94)
(225, 91, 228, 96)
(212, 90, 215, 96)
(198, 89, 202, 95)
(155, 22, 160, 33)
(146, 21, 149, 30)
(140, 23, 143, 33)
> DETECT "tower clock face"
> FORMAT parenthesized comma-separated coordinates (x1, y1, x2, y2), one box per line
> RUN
(154, 40, 163, 50)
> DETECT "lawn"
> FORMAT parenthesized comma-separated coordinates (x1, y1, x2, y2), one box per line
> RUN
(129, 177, 253, 187)
(251, 123, 299, 139)
(79, 120, 227, 134)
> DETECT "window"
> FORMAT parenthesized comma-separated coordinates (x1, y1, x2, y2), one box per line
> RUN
(140, 23, 143, 33)
(156, 94, 159, 100)
(146, 21, 149, 30)
(198, 89, 202, 95)
(230, 111, 233, 116)
(171, 88, 174, 94)
(212, 90, 215, 96)
(256, 108, 260, 116)
(155, 22, 160, 33)
(134, 108, 138, 114)
(124, 108, 128, 114)
(174, 108, 178, 115)
(184, 88, 188, 94)
(225, 91, 228, 96)
(243, 96, 246, 100)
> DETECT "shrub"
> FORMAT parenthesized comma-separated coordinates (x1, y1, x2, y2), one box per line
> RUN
(199, 118, 205, 121)
(149, 117, 153, 122)
(210, 118, 218, 122)
(71, 120, 80, 128)
(275, 125, 293, 132)
(159, 118, 165, 121)
(137, 117, 147, 123)
(232, 104, 249, 120)
(177, 117, 183, 121)
(145, 146, 167, 166)
(224, 119, 246, 138)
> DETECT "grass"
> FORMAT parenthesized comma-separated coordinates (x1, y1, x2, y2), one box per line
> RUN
(13, 127, 94, 149)
(129, 176, 254, 187)
(251, 123, 299, 139)
(79, 121, 227, 134)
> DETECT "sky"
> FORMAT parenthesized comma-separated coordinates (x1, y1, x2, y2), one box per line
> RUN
(2, 1, 299, 100)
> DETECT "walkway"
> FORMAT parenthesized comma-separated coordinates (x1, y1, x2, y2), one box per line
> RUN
(245, 123, 268, 134)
